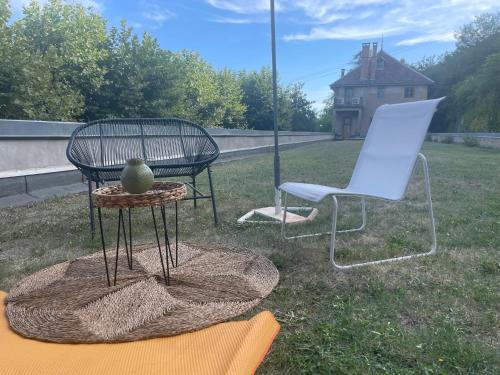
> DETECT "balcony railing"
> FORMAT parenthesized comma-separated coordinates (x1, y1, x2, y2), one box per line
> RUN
(334, 97, 363, 107)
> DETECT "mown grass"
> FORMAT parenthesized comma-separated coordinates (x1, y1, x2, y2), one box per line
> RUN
(0, 141, 499, 374)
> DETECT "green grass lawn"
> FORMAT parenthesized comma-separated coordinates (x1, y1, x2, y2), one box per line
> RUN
(1, 141, 499, 374)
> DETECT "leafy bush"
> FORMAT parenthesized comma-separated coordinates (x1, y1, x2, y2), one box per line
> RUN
(463, 136, 479, 147)
(0, 0, 318, 131)
(441, 136, 455, 144)
(416, 13, 500, 132)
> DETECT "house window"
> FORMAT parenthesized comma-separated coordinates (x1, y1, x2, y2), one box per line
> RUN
(404, 87, 415, 98)
(345, 88, 353, 103)
(377, 87, 385, 98)
(377, 59, 385, 69)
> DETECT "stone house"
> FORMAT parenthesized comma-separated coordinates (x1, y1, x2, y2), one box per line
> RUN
(330, 42, 434, 139)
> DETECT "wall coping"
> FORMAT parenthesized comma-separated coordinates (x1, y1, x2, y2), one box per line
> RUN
(429, 132, 500, 139)
(0, 119, 332, 139)
(0, 138, 329, 179)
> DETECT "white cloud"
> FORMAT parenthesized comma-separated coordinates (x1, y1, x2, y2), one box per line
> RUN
(284, 25, 402, 41)
(130, 22, 144, 29)
(397, 32, 456, 46)
(205, 0, 389, 23)
(210, 16, 268, 24)
(141, 3, 176, 25)
(206, 0, 500, 46)
(77, 0, 104, 12)
(205, 0, 270, 14)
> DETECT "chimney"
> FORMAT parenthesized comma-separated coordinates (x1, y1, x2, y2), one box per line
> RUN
(341, 68, 345, 78)
(361, 42, 370, 58)
(360, 42, 370, 80)
(369, 42, 378, 80)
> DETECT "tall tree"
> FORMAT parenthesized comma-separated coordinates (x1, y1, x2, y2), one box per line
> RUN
(316, 93, 334, 132)
(239, 68, 274, 130)
(89, 22, 182, 120)
(455, 52, 500, 131)
(9, 0, 108, 120)
(0, 0, 13, 117)
(456, 13, 500, 49)
(0, 0, 319, 129)
(286, 83, 316, 131)
(417, 12, 500, 132)
(172, 51, 227, 127)
(216, 69, 247, 129)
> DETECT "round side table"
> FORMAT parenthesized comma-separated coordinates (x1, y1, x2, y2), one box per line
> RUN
(92, 182, 187, 286)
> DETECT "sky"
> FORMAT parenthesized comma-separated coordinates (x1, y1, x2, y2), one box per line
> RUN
(9, 0, 500, 110)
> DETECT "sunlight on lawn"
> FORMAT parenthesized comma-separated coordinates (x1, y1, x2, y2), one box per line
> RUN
(1, 141, 499, 374)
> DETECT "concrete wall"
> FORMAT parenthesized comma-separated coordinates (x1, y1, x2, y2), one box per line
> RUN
(0, 119, 333, 197)
(333, 85, 428, 138)
(428, 132, 500, 149)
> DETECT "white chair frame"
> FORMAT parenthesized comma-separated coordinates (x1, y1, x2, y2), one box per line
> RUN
(281, 153, 437, 269)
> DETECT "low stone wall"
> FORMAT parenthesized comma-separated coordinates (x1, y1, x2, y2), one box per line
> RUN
(0, 119, 333, 197)
(428, 132, 500, 149)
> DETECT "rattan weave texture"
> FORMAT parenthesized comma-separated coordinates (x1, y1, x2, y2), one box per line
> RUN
(5, 243, 279, 343)
(92, 182, 187, 208)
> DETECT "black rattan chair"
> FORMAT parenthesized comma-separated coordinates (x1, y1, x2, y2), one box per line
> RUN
(67, 118, 220, 233)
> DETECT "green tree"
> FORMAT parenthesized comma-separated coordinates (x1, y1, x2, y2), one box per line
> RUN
(411, 55, 443, 73)
(0, 0, 319, 129)
(172, 51, 224, 127)
(8, 0, 108, 120)
(455, 52, 500, 131)
(216, 69, 247, 129)
(456, 13, 500, 49)
(239, 68, 274, 130)
(0, 0, 13, 116)
(419, 12, 500, 132)
(238, 68, 319, 131)
(286, 83, 316, 131)
(90, 22, 182, 120)
(316, 93, 334, 132)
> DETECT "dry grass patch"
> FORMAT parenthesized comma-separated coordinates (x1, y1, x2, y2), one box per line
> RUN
(1, 141, 499, 374)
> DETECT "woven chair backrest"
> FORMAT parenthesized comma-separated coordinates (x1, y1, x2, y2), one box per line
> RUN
(67, 118, 219, 169)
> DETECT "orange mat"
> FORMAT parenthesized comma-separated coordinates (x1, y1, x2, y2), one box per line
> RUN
(0, 291, 279, 375)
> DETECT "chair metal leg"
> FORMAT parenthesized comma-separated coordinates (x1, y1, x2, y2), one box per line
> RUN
(120, 210, 131, 269)
(160, 205, 172, 282)
(128, 208, 133, 269)
(113, 209, 122, 286)
(192, 175, 197, 209)
(97, 207, 110, 287)
(337, 197, 366, 233)
(330, 153, 437, 269)
(87, 172, 95, 236)
(160, 205, 175, 268)
(151, 206, 169, 285)
(281, 192, 366, 240)
(175, 201, 179, 267)
(207, 166, 218, 226)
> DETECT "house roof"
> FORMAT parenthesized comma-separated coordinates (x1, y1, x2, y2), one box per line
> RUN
(330, 50, 434, 88)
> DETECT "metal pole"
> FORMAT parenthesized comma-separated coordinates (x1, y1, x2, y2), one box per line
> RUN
(270, 0, 281, 215)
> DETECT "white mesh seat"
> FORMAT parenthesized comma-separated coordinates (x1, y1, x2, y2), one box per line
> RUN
(280, 97, 445, 269)
(279, 182, 348, 202)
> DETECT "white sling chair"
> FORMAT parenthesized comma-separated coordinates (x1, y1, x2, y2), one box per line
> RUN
(280, 97, 445, 269)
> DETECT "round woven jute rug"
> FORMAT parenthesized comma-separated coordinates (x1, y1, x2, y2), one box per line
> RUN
(5, 243, 279, 343)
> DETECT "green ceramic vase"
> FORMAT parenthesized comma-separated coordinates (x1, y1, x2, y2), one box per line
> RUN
(120, 159, 154, 194)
